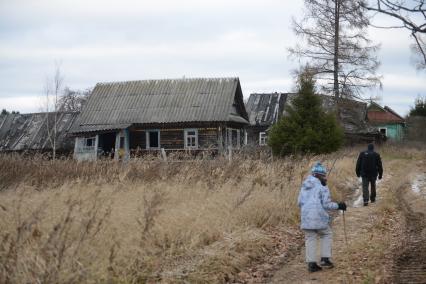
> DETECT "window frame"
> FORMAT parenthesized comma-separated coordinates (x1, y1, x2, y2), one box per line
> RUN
(84, 137, 96, 147)
(184, 128, 198, 149)
(259, 132, 267, 146)
(146, 129, 161, 150)
(119, 136, 125, 149)
(379, 127, 387, 136)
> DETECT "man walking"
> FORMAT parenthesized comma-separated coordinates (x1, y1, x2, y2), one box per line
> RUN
(356, 143, 383, 206)
(298, 162, 347, 272)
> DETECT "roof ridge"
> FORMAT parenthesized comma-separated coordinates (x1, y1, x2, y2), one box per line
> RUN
(96, 77, 239, 86)
(384, 106, 405, 120)
(249, 92, 294, 95)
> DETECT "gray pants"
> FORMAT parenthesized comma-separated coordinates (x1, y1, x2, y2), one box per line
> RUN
(303, 226, 332, 263)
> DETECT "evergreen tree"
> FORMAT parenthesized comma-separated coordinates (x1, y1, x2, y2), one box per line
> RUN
(1, 109, 19, 115)
(409, 96, 426, 117)
(268, 72, 344, 156)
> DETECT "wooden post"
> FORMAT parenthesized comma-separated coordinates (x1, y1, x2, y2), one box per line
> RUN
(161, 148, 167, 162)
(94, 134, 99, 161)
(236, 129, 241, 149)
(114, 131, 120, 161)
(73, 137, 80, 160)
(218, 126, 223, 154)
(124, 129, 130, 161)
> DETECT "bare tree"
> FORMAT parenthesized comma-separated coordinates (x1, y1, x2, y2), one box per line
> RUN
(57, 87, 90, 112)
(289, 0, 382, 100)
(411, 34, 426, 69)
(362, 0, 426, 69)
(43, 63, 64, 160)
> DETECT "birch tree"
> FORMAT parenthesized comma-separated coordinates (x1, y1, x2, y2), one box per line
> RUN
(289, 0, 381, 100)
(43, 63, 64, 160)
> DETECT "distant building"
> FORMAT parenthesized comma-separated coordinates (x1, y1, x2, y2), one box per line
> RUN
(245, 93, 288, 146)
(367, 102, 405, 141)
(70, 78, 249, 161)
(0, 112, 78, 153)
(245, 93, 381, 145)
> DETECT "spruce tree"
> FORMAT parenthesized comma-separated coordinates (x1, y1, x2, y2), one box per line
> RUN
(409, 96, 426, 117)
(268, 72, 344, 156)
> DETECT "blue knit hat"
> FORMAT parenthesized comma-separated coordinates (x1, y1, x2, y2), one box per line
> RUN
(311, 162, 327, 176)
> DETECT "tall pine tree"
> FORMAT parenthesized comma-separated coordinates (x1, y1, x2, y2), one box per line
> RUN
(268, 72, 344, 156)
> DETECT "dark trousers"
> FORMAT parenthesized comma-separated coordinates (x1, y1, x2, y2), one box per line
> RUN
(362, 176, 376, 202)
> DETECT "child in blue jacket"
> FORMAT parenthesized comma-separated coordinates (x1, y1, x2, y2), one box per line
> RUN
(298, 162, 347, 272)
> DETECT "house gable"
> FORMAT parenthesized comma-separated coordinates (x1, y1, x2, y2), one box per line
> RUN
(367, 102, 405, 124)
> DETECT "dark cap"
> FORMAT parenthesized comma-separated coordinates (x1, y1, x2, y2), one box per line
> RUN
(368, 143, 374, 151)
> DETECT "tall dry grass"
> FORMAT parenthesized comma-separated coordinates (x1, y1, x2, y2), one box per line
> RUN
(0, 146, 389, 283)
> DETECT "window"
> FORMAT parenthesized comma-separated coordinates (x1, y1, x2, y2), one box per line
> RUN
(259, 132, 267, 146)
(379, 128, 387, 136)
(229, 129, 240, 148)
(84, 137, 96, 147)
(146, 130, 160, 149)
(119, 136, 125, 148)
(184, 129, 198, 149)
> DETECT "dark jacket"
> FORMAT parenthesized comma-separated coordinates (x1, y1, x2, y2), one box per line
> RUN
(356, 150, 383, 178)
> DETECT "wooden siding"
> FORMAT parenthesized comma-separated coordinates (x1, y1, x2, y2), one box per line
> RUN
(199, 128, 218, 148)
(117, 125, 248, 157)
(373, 123, 405, 141)
(129, 128, 221, 150)
(246, 126, 268, 146)
(160, 129, 184, 149)
(129, 130, 146, 149)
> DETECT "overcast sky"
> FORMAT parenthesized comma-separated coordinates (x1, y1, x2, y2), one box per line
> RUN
(0, 0, 424, 116)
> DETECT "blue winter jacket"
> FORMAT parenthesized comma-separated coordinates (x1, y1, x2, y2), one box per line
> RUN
(298, 175, 339, 230)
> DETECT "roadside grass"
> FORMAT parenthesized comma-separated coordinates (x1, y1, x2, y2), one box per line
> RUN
(379, 142, 426, 161)
(0, 145, 417, 283)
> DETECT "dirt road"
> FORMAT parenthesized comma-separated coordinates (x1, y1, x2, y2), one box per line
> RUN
(268, 160, 426, 284)
(391, 169, 426, 284)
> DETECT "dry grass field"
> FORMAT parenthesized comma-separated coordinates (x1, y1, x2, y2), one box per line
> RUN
(0, 145, 423, 283)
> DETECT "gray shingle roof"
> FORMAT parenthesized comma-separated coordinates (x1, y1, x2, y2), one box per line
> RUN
(0, 112, 78, 151)
(246, 93, 377, 134)
(71, 77, 248, 134)
(246, 93, 289, 126)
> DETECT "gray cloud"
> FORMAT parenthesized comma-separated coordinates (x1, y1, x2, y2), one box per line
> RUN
(0, 0, 424, 117)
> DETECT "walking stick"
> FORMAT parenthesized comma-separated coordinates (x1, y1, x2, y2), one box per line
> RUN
(342, 210, 348, 247)
(327, 153, 349, 247)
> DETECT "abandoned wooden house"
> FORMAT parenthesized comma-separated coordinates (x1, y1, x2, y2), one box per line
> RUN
(367, 102, 405, 141)
(0, 112, 79, 154)
(70, 77, 249, 161)
(245, 92, 382, 145)
(245, 92, 288, 146)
